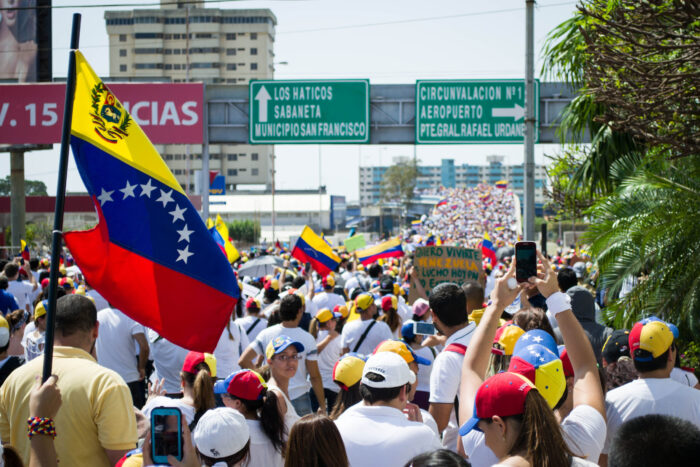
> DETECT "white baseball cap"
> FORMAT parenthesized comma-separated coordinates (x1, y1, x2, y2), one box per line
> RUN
(193, 408, 249, 460)
(361, 351, 416, 388)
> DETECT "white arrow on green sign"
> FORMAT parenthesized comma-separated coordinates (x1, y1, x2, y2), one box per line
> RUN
(415, 80, 539, 144)
(249, 80, 370, 144)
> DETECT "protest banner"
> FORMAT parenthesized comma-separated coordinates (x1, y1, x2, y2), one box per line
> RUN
(344, 234, 367, 252)
(409, 245, 483, 302)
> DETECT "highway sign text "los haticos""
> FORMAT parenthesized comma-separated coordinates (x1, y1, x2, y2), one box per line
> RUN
(249, 80, 370, 144)
(415, 80, 539, 144)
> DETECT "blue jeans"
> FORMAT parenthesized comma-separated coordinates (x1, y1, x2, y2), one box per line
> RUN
(291, 392, 313, 416)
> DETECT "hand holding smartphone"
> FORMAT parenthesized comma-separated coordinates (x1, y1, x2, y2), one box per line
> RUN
(151, 407, 183, 463)
(515, 241, 537, 283)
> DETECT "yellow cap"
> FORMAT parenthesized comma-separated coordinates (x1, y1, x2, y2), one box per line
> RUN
(355, 293, 374, 311)
(34, 300, 48, 320)
(316, 308, 341, 323)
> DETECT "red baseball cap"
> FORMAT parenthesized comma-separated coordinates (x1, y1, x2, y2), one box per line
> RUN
(182, 351, 217, 378)
(245, 297, 261, 310)
(213, 369, 266, 400)
(459, 372, 534, 436)
(381, 295, 397, 312)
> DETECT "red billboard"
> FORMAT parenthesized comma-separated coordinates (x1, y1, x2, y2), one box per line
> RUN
(0, 82, 204, 145)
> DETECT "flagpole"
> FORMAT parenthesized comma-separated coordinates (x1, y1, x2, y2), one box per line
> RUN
(42, 13, 81, 382)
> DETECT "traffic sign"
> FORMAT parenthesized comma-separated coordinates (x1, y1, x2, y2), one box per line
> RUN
(415, 80, 539, 144)
(249, 80, 370, 144)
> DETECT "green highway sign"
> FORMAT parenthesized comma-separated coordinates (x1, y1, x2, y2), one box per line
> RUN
(249, 80, 370, 144)
(415, 80, 539, 144)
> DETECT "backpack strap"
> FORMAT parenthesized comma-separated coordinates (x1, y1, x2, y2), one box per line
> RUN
(353, 320, 377, 353)
(246, 318, 262, 335)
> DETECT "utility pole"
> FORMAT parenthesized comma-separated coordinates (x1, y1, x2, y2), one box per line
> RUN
(523, 0, 536, 241)
(10, 150, 26, 248)
(271, 153, 276, 242)
(184, 5, 191, 195)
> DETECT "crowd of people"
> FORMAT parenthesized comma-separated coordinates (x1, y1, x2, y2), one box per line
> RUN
(413, 185, 520, 249)
(0, 228, 698, 466)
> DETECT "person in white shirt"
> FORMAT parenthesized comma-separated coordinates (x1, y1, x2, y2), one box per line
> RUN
(216, 369, 286, 467)
(147, 329, 189, 395)
(213, 315, 249, 378)
(239, 293, 326, 416)
(85, 284, 109, 312)
(308, 308, 343, 413)
(600, 317, 700, 467)
(22, 300, 48, 362)
(427, 282, 476, 452)
(312, 275, 346, 312)
(3, 262, 38, 314)
(235, 297, 268, 343)
(460, 253, 607, 466)
(96, 307, 149, 408)
(335, 351, 441, 467)
(340, 293, 393, 355)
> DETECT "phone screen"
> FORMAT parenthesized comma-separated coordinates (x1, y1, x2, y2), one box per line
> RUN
(515, 242, 537, 283)
(414, 322, 436, 336)
(152, 412, 182, 461)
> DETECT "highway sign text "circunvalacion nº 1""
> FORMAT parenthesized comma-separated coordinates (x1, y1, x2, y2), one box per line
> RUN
(249, 80, 370, 144)
(415, 80, 539, 144)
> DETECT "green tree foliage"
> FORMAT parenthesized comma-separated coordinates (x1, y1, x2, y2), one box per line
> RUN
(228, 219, 260, 244)
(543, 0, 700, 334)
(380, 159, 418, 207)
(0, 176, 48, 196)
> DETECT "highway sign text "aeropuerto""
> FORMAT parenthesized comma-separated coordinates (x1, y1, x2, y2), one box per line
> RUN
(415, 80, 539, 144)
(249, 80, 370, 144)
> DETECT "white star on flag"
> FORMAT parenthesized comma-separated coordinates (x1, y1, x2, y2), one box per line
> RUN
(177, 224, 193, 243)
(532, 336, 543, 343)
(157, 189, 174, 207)
(120, 180, 137, 199)
(169, 204, 186, 223)
(140, 179, 156, 198)
(176, 245, 194, 264)
(97, 188, 114, 206)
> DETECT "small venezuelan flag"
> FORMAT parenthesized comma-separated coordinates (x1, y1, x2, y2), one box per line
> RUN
(356, 237, 404, 266)
(20, 239, 30, 261)
(481, 232, 498, 266)
(495, 180, 508, 189)
(292, 226, 341, 276)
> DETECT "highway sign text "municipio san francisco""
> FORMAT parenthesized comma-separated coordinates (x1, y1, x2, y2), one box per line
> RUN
(249, 80, 370, 144)
(415, 80, 539, 144)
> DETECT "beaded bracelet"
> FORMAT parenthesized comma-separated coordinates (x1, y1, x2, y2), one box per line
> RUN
(27, 417, 56, 439)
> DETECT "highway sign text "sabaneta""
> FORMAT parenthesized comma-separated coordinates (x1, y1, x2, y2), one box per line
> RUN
(249, 80, 370, 144)
(415, 80, 539, 144)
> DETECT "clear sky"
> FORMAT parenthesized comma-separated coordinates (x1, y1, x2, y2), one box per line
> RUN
(2, 0, 580, 202)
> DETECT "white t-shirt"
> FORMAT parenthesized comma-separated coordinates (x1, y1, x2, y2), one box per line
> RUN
(86, 288, 110, 312)
(461, 405, 606, 467)
(244, 419, 284, 467)
(397, 296, 413, 322)
(235, 315, 268, 343)
(316, 330, 343, 392)
(603, 377, 700, 454)
(148, 328, 190, 394)
(414, 345, 436, 393)
(429, 322, 476, 452)
(304, 299, 319, 319)
(418, 408, 439, 436)
(670, 367, 699, 387)
(249, 324, 318, 400)
(96, 308, 145, 383)
(335, 404, 442, 467)
(6, 280, 35, 312)
(312, 292, 346, 313)
(23, 329, 45, 362)
(340, 319, 393, 355)
(213, 320, 250, 379)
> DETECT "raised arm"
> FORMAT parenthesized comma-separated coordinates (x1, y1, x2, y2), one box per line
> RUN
(531, 251, 605, 418)
(459, 261, 522, 424)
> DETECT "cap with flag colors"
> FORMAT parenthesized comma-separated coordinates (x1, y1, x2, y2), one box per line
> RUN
(20, 240, 30, 261)
(265, 335, 305, 361)
(61, 52, 240, 352)
(182, 351, 217, 378)
(356, 237, 404, 266)
(508, 343, 565, 409)
(459, 372, 534, 436)
(629, 317, 676, 362)
(214, 369, 267, 400)
(333, 352, 367, 391)
(291, 226, 341, 276)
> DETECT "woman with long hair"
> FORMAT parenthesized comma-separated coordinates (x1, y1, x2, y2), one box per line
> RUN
(265, 336, 303, 434)
(308, 308, 342, 413)
(328, 353, 365, 420)
(216, 369, 286, 467)
(284, 414, 349, 467)
(378, 295, 402, 338)
(399, 321, 436, 411)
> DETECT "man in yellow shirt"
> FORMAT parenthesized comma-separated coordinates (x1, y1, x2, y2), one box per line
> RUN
(0, 294, 137, 466)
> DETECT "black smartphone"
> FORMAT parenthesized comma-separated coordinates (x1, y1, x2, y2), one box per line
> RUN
(151, 407, 183, 463)
(515, 241, 537, 283)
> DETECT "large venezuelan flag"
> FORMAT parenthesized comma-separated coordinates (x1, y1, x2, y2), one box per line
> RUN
(291, 226, 340, 276)
(63, 52, 239, 352)
(356, 238, 404, 266)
